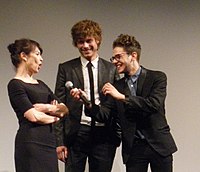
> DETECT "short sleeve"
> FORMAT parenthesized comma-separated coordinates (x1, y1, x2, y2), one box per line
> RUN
(7, 80, 33, 115)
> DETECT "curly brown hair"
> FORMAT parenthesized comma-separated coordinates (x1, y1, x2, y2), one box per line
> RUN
(113, 34, 141, 61)
(71, 19, 102, 48)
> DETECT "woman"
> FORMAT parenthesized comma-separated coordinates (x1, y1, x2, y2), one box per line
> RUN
(7, 38, 69, 172)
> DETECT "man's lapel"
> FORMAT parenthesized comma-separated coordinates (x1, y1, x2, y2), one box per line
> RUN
(73, 58, 84, 89)
(98, 58, 106, 90)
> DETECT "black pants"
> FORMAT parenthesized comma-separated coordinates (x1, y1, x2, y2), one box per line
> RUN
(126, 139, 173, 172)
(65, 125, 117, 172)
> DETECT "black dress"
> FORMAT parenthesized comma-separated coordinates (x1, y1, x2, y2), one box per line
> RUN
(7, 79, 59, 172)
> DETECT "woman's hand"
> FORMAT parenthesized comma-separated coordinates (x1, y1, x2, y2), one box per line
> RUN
(34, 101, 69, 118)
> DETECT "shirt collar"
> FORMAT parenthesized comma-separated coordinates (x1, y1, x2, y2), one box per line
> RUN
(81, 56, 99, 68)
(125, 66, 142, 82)
(134, 66, 141, 77)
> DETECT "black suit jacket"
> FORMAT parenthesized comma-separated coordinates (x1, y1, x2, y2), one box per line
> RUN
(54, 57, 121, 147)
(90, 66, 177, 163)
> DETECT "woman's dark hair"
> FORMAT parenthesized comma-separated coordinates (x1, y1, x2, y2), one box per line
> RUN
(7, 38, 43, 68)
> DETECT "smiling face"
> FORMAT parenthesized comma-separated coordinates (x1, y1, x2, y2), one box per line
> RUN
(76, 36, 99, 61)
(112, 34, 142, 75)
(112, 47, 133, 74)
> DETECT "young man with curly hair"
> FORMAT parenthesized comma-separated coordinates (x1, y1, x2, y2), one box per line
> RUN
(54, 20, 121, 172)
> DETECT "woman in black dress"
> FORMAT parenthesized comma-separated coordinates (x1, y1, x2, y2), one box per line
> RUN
(7, 38, 69, 172)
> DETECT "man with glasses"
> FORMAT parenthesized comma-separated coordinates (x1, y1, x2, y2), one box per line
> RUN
(71, 34, 177, 172)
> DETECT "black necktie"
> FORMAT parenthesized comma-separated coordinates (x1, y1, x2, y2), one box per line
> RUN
(87, 62, 95, 105)
(87, 62, 95, 127)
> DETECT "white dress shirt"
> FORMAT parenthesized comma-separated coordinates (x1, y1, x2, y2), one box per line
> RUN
(80, 56, 104, 126)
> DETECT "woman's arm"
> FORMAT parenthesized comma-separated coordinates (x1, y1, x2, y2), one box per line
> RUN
(24, 108, 60, 124)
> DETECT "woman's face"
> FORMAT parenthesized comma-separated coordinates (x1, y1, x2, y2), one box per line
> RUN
(25, 46, 43, 75)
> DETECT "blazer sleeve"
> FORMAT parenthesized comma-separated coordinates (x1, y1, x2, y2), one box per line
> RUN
(55, 64, 68, 104)
(53, 63, 68, 146)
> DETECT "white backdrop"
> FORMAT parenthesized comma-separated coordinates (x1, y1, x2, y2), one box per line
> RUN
(0, 0, 200, 171)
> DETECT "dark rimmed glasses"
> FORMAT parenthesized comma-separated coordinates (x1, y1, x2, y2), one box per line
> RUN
(110, 52, 129, 62)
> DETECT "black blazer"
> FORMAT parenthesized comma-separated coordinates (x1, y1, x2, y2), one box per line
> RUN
(90, 66, 177, 163)
(54, 57, 121, 147)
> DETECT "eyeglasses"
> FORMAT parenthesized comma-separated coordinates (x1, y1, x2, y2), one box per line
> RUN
(110, 52, 129, 62)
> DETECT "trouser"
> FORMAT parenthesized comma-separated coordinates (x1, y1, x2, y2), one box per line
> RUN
(65, 125, 117, 172)
(126, 138, 173, 172)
